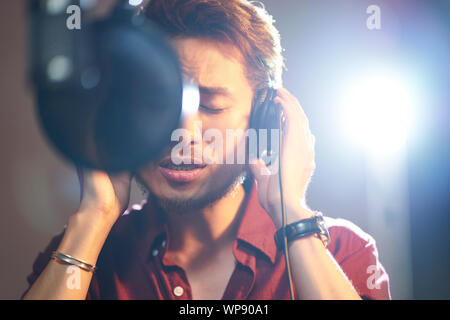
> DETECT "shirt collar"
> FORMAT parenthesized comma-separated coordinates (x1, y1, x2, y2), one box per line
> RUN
(136, 179, 278, 265)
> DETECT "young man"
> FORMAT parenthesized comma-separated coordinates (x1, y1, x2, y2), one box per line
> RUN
(22, 0, 390, 300)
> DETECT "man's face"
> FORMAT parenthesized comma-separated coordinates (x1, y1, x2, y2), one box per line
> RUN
(137, 37, 254, 210)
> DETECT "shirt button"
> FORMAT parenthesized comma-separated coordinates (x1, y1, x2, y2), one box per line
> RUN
(161, 240, 166, 248)
(152, 249, 159, 257)
(173, 286, 184, 297)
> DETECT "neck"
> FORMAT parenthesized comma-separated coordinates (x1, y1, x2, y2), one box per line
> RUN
(165, 181, 249, 268)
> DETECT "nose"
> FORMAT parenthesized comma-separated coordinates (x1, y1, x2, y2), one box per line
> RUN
(176, 111, 203, 150)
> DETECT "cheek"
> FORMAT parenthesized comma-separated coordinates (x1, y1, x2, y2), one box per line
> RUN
(202, 119, 250, 165)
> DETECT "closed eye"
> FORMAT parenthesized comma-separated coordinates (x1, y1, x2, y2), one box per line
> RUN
(199, 105, 225, 114)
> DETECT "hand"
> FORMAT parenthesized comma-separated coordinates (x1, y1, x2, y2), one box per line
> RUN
(26, 168, 133, 300)
(75, 167, 132, 226)
(250, 88, 316, 228)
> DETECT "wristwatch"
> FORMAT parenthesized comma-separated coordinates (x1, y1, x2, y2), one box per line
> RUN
(274, 212, 330, 250)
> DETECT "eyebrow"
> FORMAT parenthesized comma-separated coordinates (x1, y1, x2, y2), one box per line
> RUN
(180, 69, 232, 97)
(199, 85, 232, 97)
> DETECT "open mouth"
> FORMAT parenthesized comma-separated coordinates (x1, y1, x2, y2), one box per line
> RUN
(159, 161, 206, 171)
(158, 158, 207, 183)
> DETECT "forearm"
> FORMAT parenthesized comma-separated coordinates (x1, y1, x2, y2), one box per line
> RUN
(288, 235, 361, 300)
(23, 213, 113, 300)
(285, 208, 361, 300)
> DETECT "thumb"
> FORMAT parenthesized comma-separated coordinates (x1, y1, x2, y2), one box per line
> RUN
(249, 158, 271, 182)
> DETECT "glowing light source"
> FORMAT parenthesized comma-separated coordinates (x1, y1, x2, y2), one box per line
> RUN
(181, 82, 200, 119)
(46, 0, 70, 15)
(47, 55, 72, 82)
(129, 0, 143, 6)
(339, 71, 415, 155)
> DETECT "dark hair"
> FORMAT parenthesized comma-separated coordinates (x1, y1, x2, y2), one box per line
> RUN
(143, 0, 284, 91)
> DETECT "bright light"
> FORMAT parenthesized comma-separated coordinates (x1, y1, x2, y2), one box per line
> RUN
(129, 0, 143, 6)
(181, 82, 200, 119)
(340, 71, 415, 155)
(46, 0, 70, 15)
(47, 55, 72, 82)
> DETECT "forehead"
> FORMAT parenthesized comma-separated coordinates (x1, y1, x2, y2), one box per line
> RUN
(171, 38, 250, 92)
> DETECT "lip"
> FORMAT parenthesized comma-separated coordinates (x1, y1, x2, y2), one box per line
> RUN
(158, 157, 207, 183)
(159, 166, 206, 183)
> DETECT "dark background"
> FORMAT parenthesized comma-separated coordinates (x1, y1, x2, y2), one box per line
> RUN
(0, 0, 448, 299)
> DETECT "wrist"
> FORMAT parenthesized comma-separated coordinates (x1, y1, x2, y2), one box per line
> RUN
(57, 212, 115, 266)
(274, 211, 330, 250)
(72, 206, 120, 228)
(273, 201, 315, 229)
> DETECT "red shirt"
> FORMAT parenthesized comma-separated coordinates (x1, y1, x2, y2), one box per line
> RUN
(23, 181, 391, 300)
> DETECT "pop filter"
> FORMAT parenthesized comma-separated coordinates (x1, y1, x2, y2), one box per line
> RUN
(29, 1, 186, 172)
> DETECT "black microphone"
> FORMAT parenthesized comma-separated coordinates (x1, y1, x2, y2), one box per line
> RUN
(28, 0, 190, 172)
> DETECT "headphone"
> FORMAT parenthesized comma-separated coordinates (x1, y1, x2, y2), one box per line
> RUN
(248, 87, 295, 300)
(249, 87, 284, 164)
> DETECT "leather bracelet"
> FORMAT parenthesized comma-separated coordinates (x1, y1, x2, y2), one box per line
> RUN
(51, 251, 97, 273)
(274, 212, 330, 250)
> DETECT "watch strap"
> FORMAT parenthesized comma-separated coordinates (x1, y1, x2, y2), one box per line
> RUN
(274, 212, 330, 250)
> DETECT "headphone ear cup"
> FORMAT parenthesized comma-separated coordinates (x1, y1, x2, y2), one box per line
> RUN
(255, 88, 280, 131)
(248, 89, 265, 163)
(250, 88, 276, 129)
(249, 89, 266, 130)
(248, 88, 279, 161)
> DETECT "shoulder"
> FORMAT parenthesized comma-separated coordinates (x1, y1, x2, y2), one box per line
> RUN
(323, 216, 376, 261)
(323, 216, 391, 299)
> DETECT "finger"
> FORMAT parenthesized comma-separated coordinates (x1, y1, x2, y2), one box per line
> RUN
(275, 92, 309, 134)
(249, 163, 266, 203)
(275, 87, 294, 102)
(275, 88, 308, 122)
(109, 171, 132, 187)
(75, 165, 84, 202)
(249, 158, 265, 180)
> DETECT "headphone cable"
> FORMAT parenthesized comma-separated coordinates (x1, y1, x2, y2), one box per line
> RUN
(277, 114, 295, 300)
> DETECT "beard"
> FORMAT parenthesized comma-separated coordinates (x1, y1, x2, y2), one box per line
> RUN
(137, 163, 250, 214)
